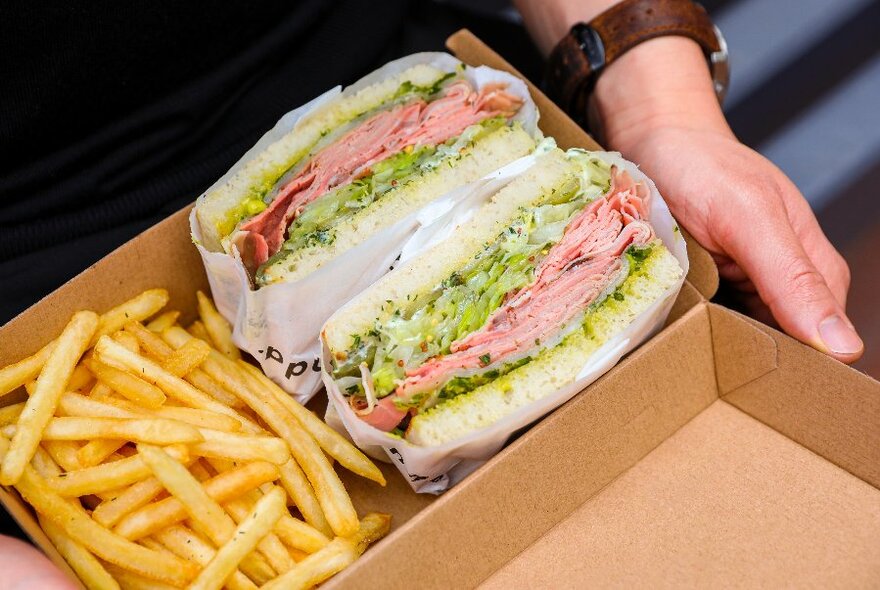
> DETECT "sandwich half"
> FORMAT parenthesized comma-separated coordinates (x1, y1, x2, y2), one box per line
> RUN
(323, 148, 685, 446)
(193, 54, 538, 287)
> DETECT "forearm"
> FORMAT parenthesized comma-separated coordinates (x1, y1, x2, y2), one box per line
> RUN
(515, 0, 731, 148)
(513, 0, 619, 56)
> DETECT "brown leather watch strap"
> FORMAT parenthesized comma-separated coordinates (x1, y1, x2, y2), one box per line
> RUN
(547, 0, 721, 123)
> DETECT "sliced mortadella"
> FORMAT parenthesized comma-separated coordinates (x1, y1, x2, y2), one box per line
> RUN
(354, 396, 408, 432)
(237, 80, 524, 271)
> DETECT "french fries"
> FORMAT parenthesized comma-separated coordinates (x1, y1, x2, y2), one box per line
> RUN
(197, 291, 241, 361)
(46, 444, 190, 497)
(84, 358, 166, 409)
(263, 513, 392, 590)
(189, 487, 286, 590)
(239, 361, 386, 485)
(41, 417, 203, 445)
(1, 311, 98, 485)
(192, 429, 290, 465)
(115, 460, 279, 540)
(1, 436, 199, 586)
(0, 289, 389, 589)
(153, 525, 258, 590)
(145, 310, 180, 333)
(162, 327, 359, 537)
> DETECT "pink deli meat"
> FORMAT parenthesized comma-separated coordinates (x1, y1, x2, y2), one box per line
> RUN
(234, 81, 523, 274)
(365, 170, 655, 429)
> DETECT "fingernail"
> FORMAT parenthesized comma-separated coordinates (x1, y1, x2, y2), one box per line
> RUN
(818, 315, 863, 355)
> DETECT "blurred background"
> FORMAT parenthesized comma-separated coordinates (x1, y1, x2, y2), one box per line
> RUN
(436, 0, 880, 377)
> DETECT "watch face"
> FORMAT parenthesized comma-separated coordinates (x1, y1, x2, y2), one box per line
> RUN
(710, 25, 730, 104)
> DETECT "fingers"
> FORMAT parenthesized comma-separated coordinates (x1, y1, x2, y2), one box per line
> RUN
(718, 193, 864, 363)
(776, 175, 852, 307)
(0, 535, 78, 590)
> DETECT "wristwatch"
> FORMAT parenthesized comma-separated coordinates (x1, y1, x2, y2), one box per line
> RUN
(546, 0, 728, 125)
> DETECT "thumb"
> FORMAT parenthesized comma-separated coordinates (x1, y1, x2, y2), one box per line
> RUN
(723, 206, 863, 363)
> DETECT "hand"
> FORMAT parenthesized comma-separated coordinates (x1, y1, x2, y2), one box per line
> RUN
(589, 36, 863, 363)
(0, 534, 78, 590)
(616, 125, 862, 361)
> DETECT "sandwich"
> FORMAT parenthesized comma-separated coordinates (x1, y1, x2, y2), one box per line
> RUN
(322, 147, 685, 446)
(193, 54, 539, 287)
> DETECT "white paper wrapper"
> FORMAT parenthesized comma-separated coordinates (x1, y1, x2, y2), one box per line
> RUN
(191, 52, 539, 403)
(321, 150, 689, 493)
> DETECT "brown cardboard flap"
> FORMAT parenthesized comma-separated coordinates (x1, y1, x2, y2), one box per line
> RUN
(480, 400, 880, 589)
(709, 304, 778, 394)
(710, 304, 880, 490)
(681, 229, 719, 300)
(666, 281, 705, 326)
(325, 304, 718, 589)
(446, 29, 719, 304)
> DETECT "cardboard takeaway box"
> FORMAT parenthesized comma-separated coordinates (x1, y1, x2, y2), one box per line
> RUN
(1, 30, 879, 588)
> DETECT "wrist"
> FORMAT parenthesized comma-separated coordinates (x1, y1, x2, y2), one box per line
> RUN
(590, 36, 732, 150)
(514, 0, 620, 56)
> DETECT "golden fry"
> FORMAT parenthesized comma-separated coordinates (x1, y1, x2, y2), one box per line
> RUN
(161, 338, 211, 377)
(0, 402, 24, 426)
(125, 322, 243, 408)
(92, 476, 167, 528)
(123, 321, 175, 359)
(110, 331, 139, 354)
(1, 311, 97, 485)
(196, 291, 241, 361)
(136, 444, 276, 584)
(41, 417, 203, 445)
(163, 327, 358, 537)
(190, 487, 286, 590)
(152, 526, 257, 590)
(225, 492, 296, 573)
(273, 511, 330, 554)
(46, 444, 189, 497)
(94, 289, 170, 345)
(278, 459, 332, 538)
(0, 343, 54, 399)
(85, 358, 166, 409)
(41, 440, 84, 472)
(187, 320, 212, 344)
(59, 391, 242, 432)
(145, 310, 179, 333)
(31, 445, 63, 477)
(67, 363, 94, 392)
(102, 563, 178, 590)
(191, 429, 289, 465)
(0, 290, 167, 400)
(77, 439, 127, 468)
(0, 288, 388, 590)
